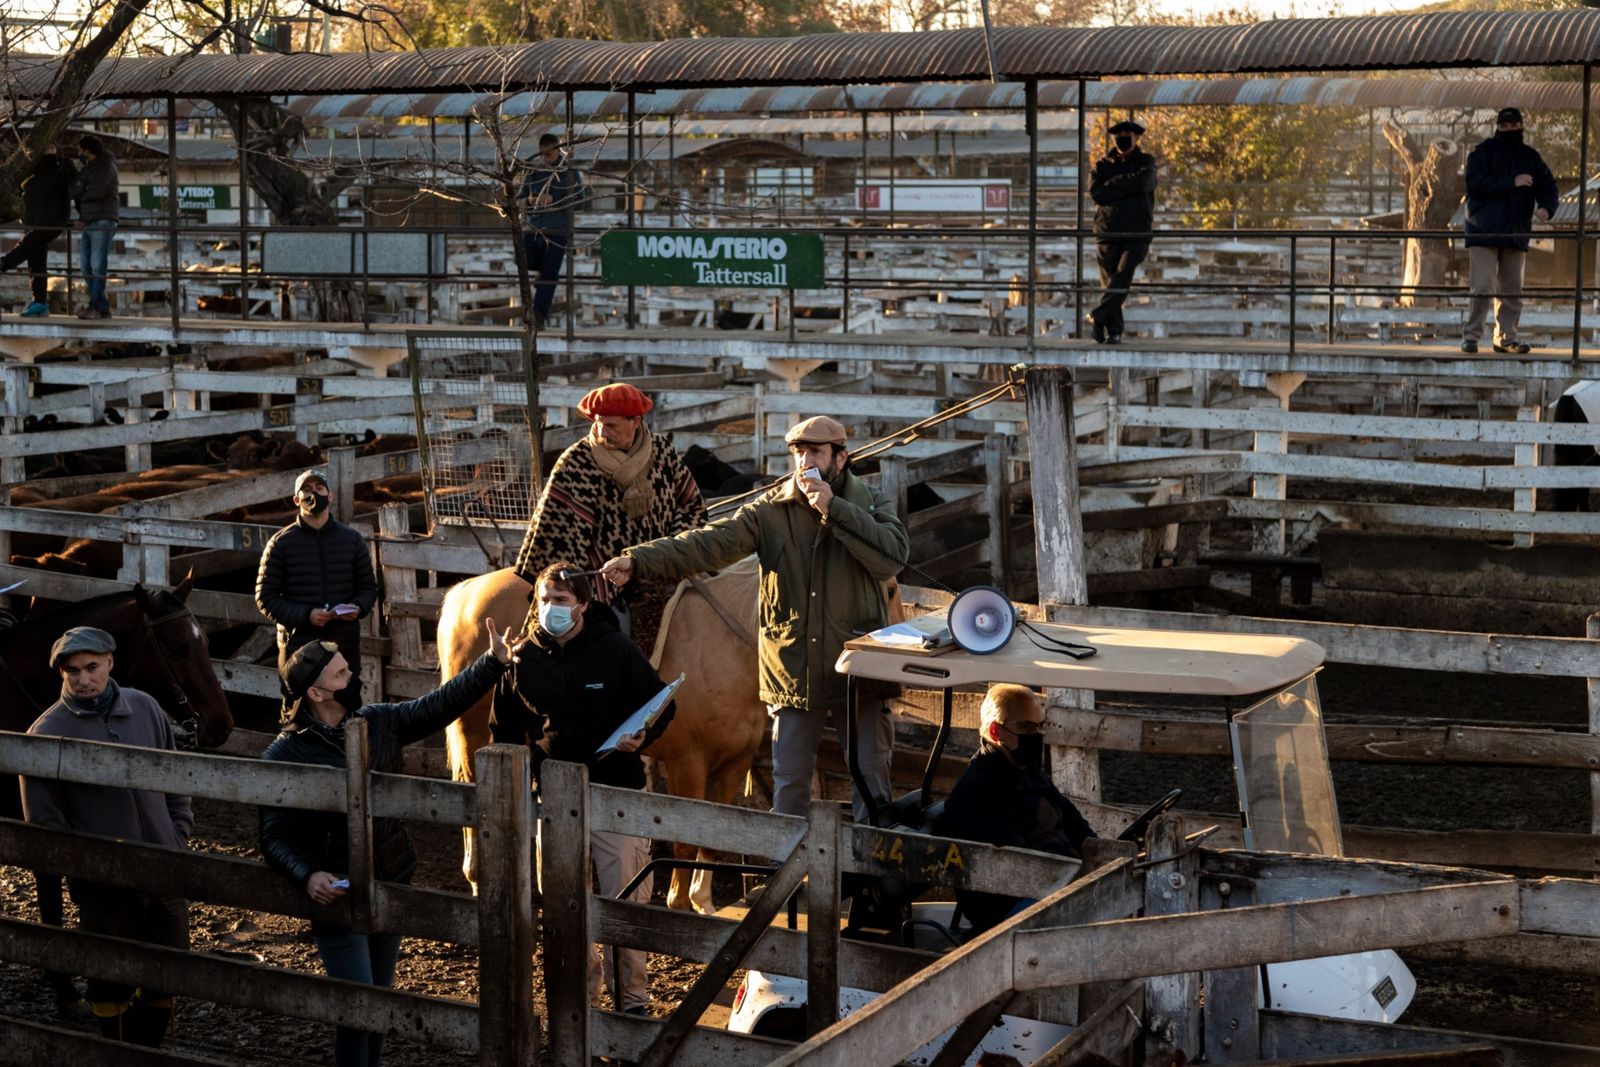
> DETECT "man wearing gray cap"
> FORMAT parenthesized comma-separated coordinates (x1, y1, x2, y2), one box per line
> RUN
(21, 626, 192, 1047)
(602, 415, 909, 820)
(255, 468, 378, 714)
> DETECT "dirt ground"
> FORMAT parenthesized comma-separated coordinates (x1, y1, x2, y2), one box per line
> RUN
(1, 642, 1596, 1059)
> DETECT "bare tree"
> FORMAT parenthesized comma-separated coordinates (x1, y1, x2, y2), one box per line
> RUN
(1384, 121, 1466, 308)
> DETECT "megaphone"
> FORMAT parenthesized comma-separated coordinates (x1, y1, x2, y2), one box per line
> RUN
(947, 585, 1017, 655)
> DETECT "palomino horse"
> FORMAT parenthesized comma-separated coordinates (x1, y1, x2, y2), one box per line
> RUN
(441, 561, 764, 913)
(441, 560, 907, 913)
(0, 575, 234, 1005)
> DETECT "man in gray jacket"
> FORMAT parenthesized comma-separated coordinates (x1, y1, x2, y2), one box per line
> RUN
(21, 627, 192, 1047)
(68, 135, 119, 319)
(520, 133, 585, 330)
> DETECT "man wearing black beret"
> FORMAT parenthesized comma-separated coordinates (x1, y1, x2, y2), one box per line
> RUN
(1088, 119, 1159, 344)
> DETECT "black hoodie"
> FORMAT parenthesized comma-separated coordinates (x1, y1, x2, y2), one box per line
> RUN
(490, 601, 675, 790)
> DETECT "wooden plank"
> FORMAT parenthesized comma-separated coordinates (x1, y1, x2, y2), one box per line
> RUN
(1257, 1046, 1504, 1066)
(843, 822, 1079, 897)
(0, 1015, 249, 1067)
(806, 799, 843, 1037)
(539, 760, 592, 1067)
(1405, 931, 1600, 976)
(769, 858, 1137, 1067)
(1202, 876, 1260, 1063)
(1260, 1010, 1600, 1067)
(474, 745, 538, 1067)
(1033, 979, 1143, 1067)
(0, 732, 345, 812)
(0, 564, 262, 626)
(0, 916, 478, 1049)
(593, 1011, 794, 1067)
(1012, 881, 1521, 991)
(1143, 815, 1201, 1062)
(345, 719, 376, 932)
(1044, 602, 1600, 680)
(592, 783, 809, 861)
(1115, 403, 1600, 447)
(1201, 851, 1505, 906)
(640, 811, 818, 1067)
(1224, 496, 1600, 538)
(370, 771, 474, 825)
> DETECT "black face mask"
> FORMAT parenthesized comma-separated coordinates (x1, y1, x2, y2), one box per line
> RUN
(1497, 129, 1524, 147)
(1013, 733, 1045, 771)
(1114, 135, 1135, 152)
(302, 492, 330, 515)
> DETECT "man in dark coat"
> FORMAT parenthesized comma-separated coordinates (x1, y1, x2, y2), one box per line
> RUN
(1087, 119, 1158, 345)
(1, 144, 76, 317)
(68, 134, 119, 319)
(259, 618, 520, 1067)
(1461, 107, 1559, 355)
(491, 561, 675, 1014)
(255, 468, 379, 714)
(520, 132, 586, 330)
(22, 627, 192, 1046)
(935, 684, 1097, 933)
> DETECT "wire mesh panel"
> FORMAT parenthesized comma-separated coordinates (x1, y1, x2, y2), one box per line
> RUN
(406, 329, 538, 534)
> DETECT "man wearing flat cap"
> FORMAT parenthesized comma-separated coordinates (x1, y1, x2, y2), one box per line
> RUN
(602, 415, 909, 820)
(259, 617, 521, 1067)
(512, 380, 705, 655)
(1461, 107, 1558, 355)
(255, 467, 379, 716)
(1088, 119, 1159, 345)
(22, 627, 192, 1047)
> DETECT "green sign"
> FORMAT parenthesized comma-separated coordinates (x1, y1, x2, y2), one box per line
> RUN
(600, 230, 824, 289)
(138, 184, 232, 211)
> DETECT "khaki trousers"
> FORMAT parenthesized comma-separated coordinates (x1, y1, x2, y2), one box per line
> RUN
(536, 823, 652, 1011)
(1463, 245, 1526, 344)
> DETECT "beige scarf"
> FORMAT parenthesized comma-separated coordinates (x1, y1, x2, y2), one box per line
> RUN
(588, 422, 655, 519)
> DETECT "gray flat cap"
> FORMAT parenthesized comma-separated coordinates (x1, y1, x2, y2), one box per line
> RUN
(50, 626, 116, 668)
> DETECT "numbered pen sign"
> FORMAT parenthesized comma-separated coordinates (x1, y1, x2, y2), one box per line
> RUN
(600, 231, 824, 290)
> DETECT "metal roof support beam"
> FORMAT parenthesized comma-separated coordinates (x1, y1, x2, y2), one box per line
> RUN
(1576, 61, 1592, 365)
(626, 89, 636, 331)
(1026, 78, 1038, 348)
(1073, 78, 1086, 341)
(167, 96, 180, 337)
(566, 89, 576, 344)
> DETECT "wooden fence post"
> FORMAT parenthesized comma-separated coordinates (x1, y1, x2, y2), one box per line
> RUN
(123, 405, 152, 473)
(1201, 873, 1259, 1062)
(0, 366, 25, 488)
(378, 505, 423, 677)
(1250, 372, 1306, 558)
(343, 717, 376, 933)
(539, 760, 592, 1066)
(984, 433, 1012, 592)
(1143, 814, 1200, 1061)
(881, 456, 909, 523)
(806, 798, 843, 1037)
(1589, 614, 1600, 836)
(329, 445, 357, 524)
(1513, 405, 1539, 549)
(1025, 366, 1099, 804)
(475, 743, 538, 1067)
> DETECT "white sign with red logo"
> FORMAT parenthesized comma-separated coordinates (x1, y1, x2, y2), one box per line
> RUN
(855, 180, 1012, 214)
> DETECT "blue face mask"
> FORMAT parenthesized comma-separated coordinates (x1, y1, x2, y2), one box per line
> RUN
(539, 603, 576, 636)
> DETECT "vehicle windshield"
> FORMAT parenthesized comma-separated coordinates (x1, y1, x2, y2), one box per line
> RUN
(1228, 674, 1343, 857)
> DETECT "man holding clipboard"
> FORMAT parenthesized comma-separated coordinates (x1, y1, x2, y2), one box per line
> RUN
(489, 561, 676, 1014)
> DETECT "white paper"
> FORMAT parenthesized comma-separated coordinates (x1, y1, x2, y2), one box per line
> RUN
(864, 617, 953, 649)
(596, 673, 686, 757)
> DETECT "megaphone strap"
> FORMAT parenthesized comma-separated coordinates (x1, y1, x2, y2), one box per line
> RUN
(1018, 620, 1098, 660)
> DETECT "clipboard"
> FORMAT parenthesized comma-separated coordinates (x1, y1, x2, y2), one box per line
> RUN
(843, 616, 959, 658)
(596, 673, 685, 757)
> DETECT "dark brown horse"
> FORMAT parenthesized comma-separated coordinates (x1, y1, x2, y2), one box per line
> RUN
(0, 574, 233, 1011)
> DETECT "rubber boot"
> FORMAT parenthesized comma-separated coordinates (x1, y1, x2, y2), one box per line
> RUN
(125, 995, 174, 1047)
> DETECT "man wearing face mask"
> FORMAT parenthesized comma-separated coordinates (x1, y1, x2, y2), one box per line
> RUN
(601, 415, 909, 821)
(489, 562, 674, 1015)
(255, 469, 379, 715)
(1461, 107, 1559, 355)
(1087, 119, 1158, 345)
(935, 684, 1096, 932)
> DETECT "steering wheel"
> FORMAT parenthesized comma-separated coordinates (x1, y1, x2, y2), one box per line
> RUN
(1116, 788, 1183, 843)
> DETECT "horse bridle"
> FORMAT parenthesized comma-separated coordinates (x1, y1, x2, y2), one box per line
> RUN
(122, 604, 206, 751)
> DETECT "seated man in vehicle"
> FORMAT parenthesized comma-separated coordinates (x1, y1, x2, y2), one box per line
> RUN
(935, 683, 1097, 932)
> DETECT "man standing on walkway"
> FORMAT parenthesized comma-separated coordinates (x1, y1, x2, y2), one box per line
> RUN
(1461, 107, 1558, 355)
(521, 132, 586, 331)
(22, 627, 192, 1047)
(1088, 120, 1158, 345)
(1, 144, 76, 317)
(602, 416, 908, 821)
(69, 136, 119, 320)
(256, 468, 379, 715)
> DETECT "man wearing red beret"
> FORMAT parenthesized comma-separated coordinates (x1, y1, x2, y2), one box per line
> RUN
(512, 381, 706, 654)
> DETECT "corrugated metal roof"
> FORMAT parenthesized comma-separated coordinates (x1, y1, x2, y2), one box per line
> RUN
(8, 10, 1600, 100)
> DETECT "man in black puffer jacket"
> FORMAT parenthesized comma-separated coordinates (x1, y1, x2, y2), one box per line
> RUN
(1, 144, 76, 317)
(259, 619, 520, 1067)
(491, 561, 675, 1014)
(1087, 119, 1158, 345)
(256, 468, 379, 714)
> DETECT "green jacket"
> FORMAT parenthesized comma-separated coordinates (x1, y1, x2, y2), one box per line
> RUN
(625, 470, 908, 712)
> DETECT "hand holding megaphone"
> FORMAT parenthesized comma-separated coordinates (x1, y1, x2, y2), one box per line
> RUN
(797, 466, 832, 514)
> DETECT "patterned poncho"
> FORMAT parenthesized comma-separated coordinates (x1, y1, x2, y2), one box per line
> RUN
(513, 428, 707, 654)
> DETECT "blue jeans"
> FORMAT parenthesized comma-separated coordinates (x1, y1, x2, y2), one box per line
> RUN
(314, 928, 402, 1067)
(522, 232, 567, 319)
(81, 219, 116, 311)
